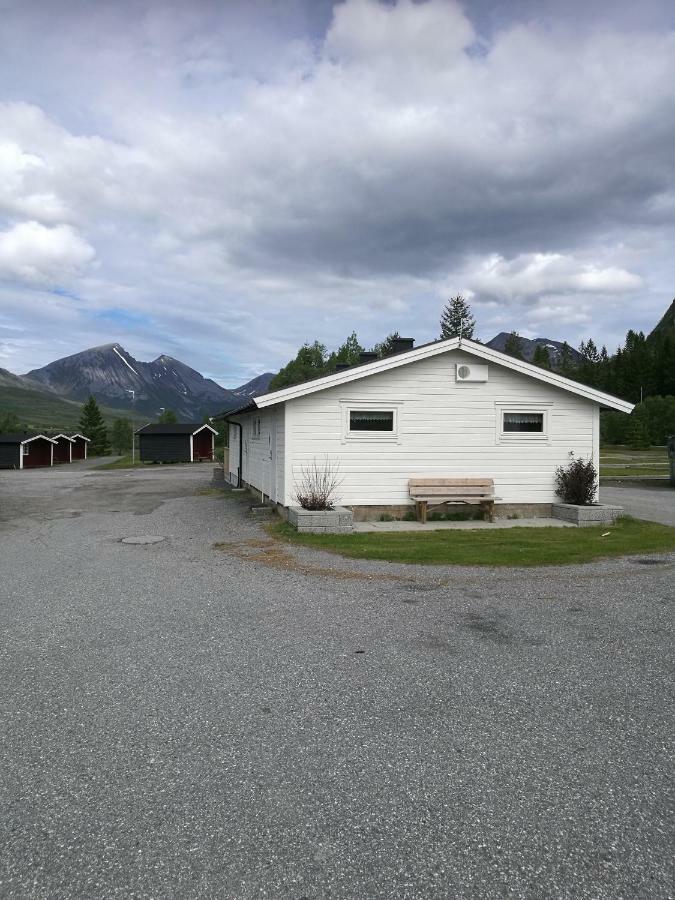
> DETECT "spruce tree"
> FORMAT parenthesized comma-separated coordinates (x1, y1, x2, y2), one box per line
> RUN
(78, 395, 109, 455)
(504, 331, 525, 360)
(440, 295, 475, 340)
(532, 345, 551, 369)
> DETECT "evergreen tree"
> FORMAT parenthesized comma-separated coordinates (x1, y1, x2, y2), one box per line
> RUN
(78, 395, 109, 455)
(110, 418, 133, 454)
(440, 295, 475, 340)
(504, 331, 525, 360)
(532, 345, 551, 369)
(158, 409, 178, 424)
(558, 342, 576, 377)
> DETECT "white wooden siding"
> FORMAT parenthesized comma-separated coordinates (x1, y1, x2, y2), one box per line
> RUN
(284, 349, 598, 506)
(227, 422, 240, 484)
(232, 406, 284, 503)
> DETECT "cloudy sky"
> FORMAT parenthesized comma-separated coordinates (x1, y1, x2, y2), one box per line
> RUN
(1, 0, 673, 386)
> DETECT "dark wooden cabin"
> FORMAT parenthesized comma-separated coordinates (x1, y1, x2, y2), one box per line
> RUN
(69, 434, 91, 460)
(136, 423, 218, 463)
(0, 433, 56, 469)
(50, 434, 74, 464)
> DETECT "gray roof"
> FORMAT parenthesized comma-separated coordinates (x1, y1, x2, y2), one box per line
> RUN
(0, 433, 54, 444)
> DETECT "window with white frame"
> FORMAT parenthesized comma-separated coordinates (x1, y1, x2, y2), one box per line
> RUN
(496, 403, 550, 442)
(22, 444, 29, 455)
(252, 417, 262, 439)
(341, 401, 401, 442)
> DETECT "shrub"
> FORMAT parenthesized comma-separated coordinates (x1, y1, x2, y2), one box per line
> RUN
(294, 456, 343, 510)
(554, 454, 598, 505)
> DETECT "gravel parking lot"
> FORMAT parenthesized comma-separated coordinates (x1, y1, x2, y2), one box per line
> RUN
(0, 462, 673, 899)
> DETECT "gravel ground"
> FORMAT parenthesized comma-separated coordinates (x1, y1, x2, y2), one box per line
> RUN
(0, 463, 673, 899)
(600, 482, 675, 527)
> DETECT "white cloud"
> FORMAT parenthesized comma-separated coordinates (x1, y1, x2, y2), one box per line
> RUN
(0, 0, 672, 377)
(0, 221, 95, 285)
(462, 253, 643, 302)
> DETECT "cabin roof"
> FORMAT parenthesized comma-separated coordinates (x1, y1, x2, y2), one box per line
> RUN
(247, 336, 633, 414)
(135, 423, 218, 435)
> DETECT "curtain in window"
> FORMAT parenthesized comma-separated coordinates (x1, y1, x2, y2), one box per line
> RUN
(503, 412, 544, 432)
(349, 410, 394, 431)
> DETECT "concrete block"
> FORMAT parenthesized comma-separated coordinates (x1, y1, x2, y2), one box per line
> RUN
(289, 506, 354, 534)
(552, 503, 623, 527)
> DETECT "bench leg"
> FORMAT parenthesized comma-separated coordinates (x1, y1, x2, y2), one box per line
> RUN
(416, 500, 427, 524)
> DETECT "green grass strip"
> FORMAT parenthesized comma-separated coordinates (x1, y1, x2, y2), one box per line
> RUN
(269, 517, 675, 567)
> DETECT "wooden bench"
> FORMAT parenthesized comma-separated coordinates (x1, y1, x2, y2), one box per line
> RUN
(408, 478, 497, 524)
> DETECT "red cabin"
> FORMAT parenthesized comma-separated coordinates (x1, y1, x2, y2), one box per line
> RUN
(50, 434, 74, 464)
(69, 434, 91, 460)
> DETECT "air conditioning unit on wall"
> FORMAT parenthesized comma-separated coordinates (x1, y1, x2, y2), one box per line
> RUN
(456, 363, 488, 382)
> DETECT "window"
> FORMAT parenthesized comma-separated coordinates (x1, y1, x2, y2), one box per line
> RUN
(341, 401, 401, 442)
(503, 412, 544, 433)
(252, 417, 262, 439)
(22, 444, 29, 456)
(349, 410, 394, 432)
(495, 403, 551, 443)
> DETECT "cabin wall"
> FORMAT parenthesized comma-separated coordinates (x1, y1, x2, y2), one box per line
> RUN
(283, 349, 598, 507)
(0, 444, 20, 468)
(53, 439, 72, 463)
(71, 438, 87, 460)
(139, 434, 191, 462)
(229, 406, 285, 503)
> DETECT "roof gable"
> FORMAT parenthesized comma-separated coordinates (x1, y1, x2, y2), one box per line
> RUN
(135, 423, 218, 435)
(254, 337, 633, 414)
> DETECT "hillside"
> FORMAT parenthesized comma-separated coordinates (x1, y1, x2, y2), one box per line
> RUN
(647, 298, 675, 343)
(0, 370, 147, 431)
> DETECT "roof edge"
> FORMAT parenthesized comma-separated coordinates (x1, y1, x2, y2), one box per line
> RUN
(254, 337, 634, 414)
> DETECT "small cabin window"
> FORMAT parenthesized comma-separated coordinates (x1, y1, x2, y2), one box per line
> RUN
(22, 444, 30, 455)
(502, 412, 544, 433)
(349, 410, 394, 432)
(252, 417, 262, 439)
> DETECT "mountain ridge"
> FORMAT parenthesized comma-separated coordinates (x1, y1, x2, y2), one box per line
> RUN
(22, 343, 270, 419)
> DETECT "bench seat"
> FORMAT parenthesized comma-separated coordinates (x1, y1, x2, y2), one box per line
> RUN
(408, 478, 497, 523)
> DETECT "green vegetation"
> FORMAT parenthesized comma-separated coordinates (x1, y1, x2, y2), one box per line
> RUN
(269, 517, 675, 567)
(440, 295, 475, 340)
(158, 408, 178, 423)
(78, 395, 110, 455)
(110, 417, 133, 454)
(0, 380, 145, 433)
(600, 446, 669, 479)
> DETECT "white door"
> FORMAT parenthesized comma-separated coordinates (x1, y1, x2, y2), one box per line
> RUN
(269, 412, 277, 502)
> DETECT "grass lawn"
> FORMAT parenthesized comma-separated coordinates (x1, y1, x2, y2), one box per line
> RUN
(600, 446, 669, 478)
(269, 517, 675, 567)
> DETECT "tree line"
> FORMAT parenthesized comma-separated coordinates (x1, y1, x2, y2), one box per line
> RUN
(268, 295, 675, 446)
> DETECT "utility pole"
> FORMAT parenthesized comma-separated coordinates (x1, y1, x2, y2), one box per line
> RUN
(127, 390, 135, 463)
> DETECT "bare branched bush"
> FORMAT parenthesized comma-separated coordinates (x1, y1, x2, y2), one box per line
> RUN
(294, 456, 343, 510)
(554, 454, 598, 506)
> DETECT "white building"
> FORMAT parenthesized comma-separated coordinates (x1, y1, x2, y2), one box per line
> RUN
(225, 337, 633, 518)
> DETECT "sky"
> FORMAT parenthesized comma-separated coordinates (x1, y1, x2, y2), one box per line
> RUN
(0, 0, 673, 387)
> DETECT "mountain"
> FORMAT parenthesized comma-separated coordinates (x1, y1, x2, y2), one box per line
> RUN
(25, 343, 240, 419)
(232, 372, 274, 399)
(486, 333, 583, 365)
(647, 298, 675, 343)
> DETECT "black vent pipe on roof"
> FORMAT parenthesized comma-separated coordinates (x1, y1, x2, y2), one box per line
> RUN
(334, 362, 351, 372)
(359, 351, 378, 364)
(390, 337, 415, 354)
